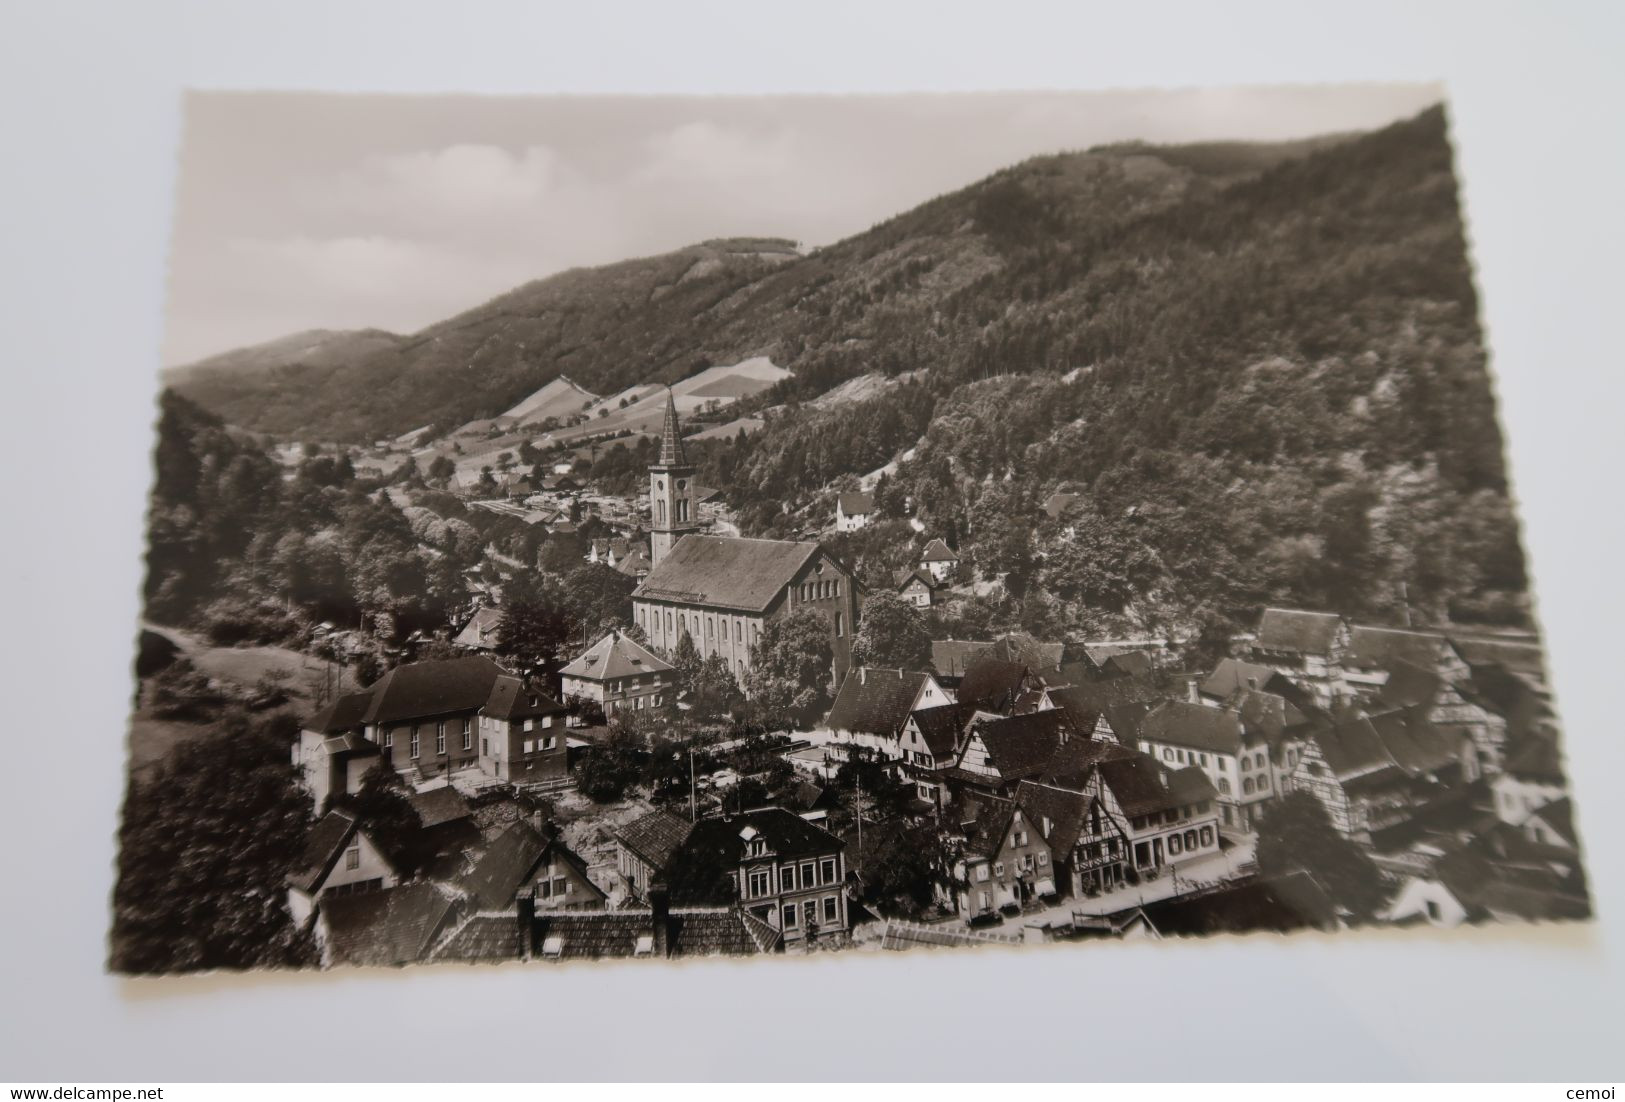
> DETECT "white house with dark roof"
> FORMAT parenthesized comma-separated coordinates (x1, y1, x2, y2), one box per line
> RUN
(452, 605, 504, 652)
(559, 630, 674, 718)
(287, 809, 399, 927)
(895, 566, 939, 608)
(1249, 608, 1351, 703)
(820, 666, 953, 762)
(633, 397, 863, 686)
(919, 538, 959, 583)
(835, 491, 875, 532)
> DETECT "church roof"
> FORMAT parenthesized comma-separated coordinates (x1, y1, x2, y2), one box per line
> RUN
(632, 535, 826, 613)
(656, 389, 688, 468)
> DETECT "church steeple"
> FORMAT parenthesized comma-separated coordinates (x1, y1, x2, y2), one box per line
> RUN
(648, 387, 697, 568)
(658, 389, 688, 467)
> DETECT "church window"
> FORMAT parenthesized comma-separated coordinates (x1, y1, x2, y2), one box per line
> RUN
(734, 620, 742, 642)
(657, 499, 667, 525)
(665, 611, 673, 633)
(706, 617, 714, 639)
(834, 612, 844, 637)
(678, 500, 689, 522)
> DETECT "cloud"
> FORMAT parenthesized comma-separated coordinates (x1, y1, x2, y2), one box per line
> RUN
(638, 121, 795, 186)
(219, 234, 541, 332)
(313, 144, 561, 231)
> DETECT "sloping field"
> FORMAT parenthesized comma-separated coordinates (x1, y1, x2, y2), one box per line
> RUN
(502, 374, 600, 424)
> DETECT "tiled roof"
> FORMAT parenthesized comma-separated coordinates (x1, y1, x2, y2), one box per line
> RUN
(408, 786, 472, 830)
(632, 535, 823, 612)
(482, 674, 569, 721)
(613, 809, 695, 870)
(1100, 651, 1153, 678)
(461, 821, 602, 912)
(1099, 755, 1208, 817)
(1255, 608, 1345, 656)
(919, 538, 957, 563)
(1368, 709, 1457, 775)
(825, 668, 931, 736)
(895, 567, 938, 591)
(1199, 657, 1278, 699)
(970, 711, 1077, 783)
(1041, 736, 1138, 790)
(956, 657, 1029, 713)
(1432, 845, 1590, 923)
(1312, 717, 1395, 780)
(359, 656, 507, 726)
(930, 638, 993, 678)
(1345, 626, 1448, 671)
(1014, 781, 1091, 856)
(837, 491, 874, 516)
(452, 606, 505, 650)
(532, 905, 781, 960)
(1373, 659, 1443, 709)
(560, 630, 675, 682)
(879, 918, 1021, 950)
(1503, 735, 1566, 783)
(320, 883, 459, 967)
(614, 547, 652, 577)
(288, 809, 361, 894)
(1140, 700, 1246, 755)
(432, 912, 524, 963)
(304, 691, 374, 735)
(1228, 688, 1309, 746)
(1046, 675, 1164, 717)
(908, 702, 975, 758)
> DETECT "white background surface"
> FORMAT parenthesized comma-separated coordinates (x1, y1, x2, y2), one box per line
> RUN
(1, 0, 1621, 1082)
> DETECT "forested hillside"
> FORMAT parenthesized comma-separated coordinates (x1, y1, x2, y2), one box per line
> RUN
(168, 106, 1527, 635)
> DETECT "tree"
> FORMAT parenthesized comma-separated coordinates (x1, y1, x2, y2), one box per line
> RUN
(562, 562, 636, 637)
(112, 712, 313, 973)
(496, 573, 577, 679)
(1254, 791, 1387, 922)
(688, 653, 743, 721)
(857, 821, 951, 918)
(574, 729, 647, 803)
(147, 656, 223, 719)
(425, 455, 456, 483)
(744, 609, 835, 728)
(671, 628, 701, 693)
(336, 763, 429, 874)
(850, 591, 931, 669)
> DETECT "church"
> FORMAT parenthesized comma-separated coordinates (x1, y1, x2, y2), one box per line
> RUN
(631, 393, 862, 686)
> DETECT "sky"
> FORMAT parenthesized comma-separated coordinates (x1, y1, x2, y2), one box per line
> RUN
(162, 84, 1442, 366)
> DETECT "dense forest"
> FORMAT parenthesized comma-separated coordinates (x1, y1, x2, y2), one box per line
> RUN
(166, 106, 1529, 635)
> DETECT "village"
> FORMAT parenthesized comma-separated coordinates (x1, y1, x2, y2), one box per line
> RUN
(275, 394, 1584, 966)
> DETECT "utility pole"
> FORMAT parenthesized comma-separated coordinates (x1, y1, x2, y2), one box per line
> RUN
(855, 766, 864, 873)
(689, 747, 697, 823)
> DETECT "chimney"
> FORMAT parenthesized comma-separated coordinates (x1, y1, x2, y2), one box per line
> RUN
(1186, 677, 1200, 704)
(516, 890, 536, 961)
(649, 880, 671, 959)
